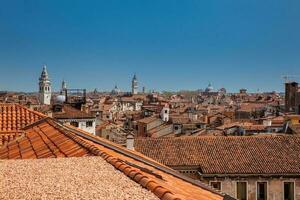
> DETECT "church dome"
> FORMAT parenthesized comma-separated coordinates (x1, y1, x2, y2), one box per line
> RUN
(205, 83, 214, 93)
(55, 95, 66, 103)
(111, 85, 121, 95)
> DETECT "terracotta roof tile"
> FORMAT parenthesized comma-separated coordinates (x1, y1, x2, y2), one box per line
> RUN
(0, 103, 46, 133)
(53, 104, 94, 119)
(0, 116, 228, 200)
(135, 136, 300, 175)
(0, 131, 24, 146)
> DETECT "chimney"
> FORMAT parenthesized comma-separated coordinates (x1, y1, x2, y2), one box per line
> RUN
(126, 134, 134, 150)
(160, 103, 170, 122)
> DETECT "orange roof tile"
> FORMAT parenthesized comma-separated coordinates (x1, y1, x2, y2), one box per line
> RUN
(0, 118, 229, 200)
(0, 131, 24, 146)
(53, 104, 94, 119)
(135, 136, 300, 176)
(0, 103, 46, 133)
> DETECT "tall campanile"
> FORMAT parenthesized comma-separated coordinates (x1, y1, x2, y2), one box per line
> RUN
(131, 74, 138, 95)
(39, 65, 52, 105)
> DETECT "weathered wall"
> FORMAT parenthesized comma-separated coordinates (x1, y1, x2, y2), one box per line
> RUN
(203, 177, 300, 200)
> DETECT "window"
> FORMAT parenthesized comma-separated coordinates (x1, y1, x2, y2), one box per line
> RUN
(86, 121, 93, 127)
(210, 182, 221, 190)
(284, 182, 294, 200)
(165, 110, 168, 114)
(70, 121, 79, 127)
(257, 182, 267, 200)
(236, 182, 247, 200)
(174, 126, 179, 130)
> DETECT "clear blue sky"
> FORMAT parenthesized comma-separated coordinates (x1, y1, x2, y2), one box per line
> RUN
(0, 0, 299, 93)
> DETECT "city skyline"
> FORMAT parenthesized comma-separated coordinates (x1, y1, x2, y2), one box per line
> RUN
(0, 0, 300, 92)
(0, 65, 293, 93)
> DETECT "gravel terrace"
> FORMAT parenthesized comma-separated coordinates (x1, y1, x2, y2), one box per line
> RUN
(0, 156, 159, 200)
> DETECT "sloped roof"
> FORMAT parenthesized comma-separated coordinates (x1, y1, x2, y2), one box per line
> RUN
(0, 103, 46, 132)
(0, 119, 93, 159)
(137, 116, 161, 124)
(0, 131, 24, 146)
(0, 117, 228, 200)
(135, 136, 300, 176)
(53, 104, 94, 119)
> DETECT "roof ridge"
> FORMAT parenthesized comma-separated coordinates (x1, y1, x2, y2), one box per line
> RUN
(46, 119, 98, 155)
(55, 120, 228, 199)
(46, 119, 182, 200)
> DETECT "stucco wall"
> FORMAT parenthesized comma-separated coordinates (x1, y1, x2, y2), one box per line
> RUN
(203, 177, 300, 200)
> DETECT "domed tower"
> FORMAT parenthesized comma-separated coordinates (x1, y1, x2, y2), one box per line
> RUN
(111, 85, 121, 95)
(131, 74, 138, 95)
(205, 83, 214, 93)
(38, 65, 51, 105)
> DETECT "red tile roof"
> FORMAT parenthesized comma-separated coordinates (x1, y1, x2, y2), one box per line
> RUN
(0, 103, 46, 133)
(135, 136, 300, 176)
(0, 117, 228, 200)
(138, 116, 160, 124)
(53, 104, 94, 119)
(0, 131, 24, 146)
(0, 119, 94, 159)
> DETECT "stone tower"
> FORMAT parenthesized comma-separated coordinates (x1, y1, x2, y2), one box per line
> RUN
(61, 80, 67, 94)
(285, 82, 298, 112)
(131, 74, 138, 95)
(39, 65, 51, 105)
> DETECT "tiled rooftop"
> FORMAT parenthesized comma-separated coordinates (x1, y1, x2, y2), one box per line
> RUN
(0, 116, 227, 200)
(0, 131, 24, 146)
(135, 136, 300, 176)
(0, 104, 46, 132)
(53, 104, 94, 119)
(0, 119, 95, 159)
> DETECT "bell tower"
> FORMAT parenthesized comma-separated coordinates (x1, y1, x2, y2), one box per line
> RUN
(131, 74, 138, 95)
(39, 65, 52, 105)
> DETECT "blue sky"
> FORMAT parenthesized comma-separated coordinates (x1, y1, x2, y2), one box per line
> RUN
(0, 0, 299, 92)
